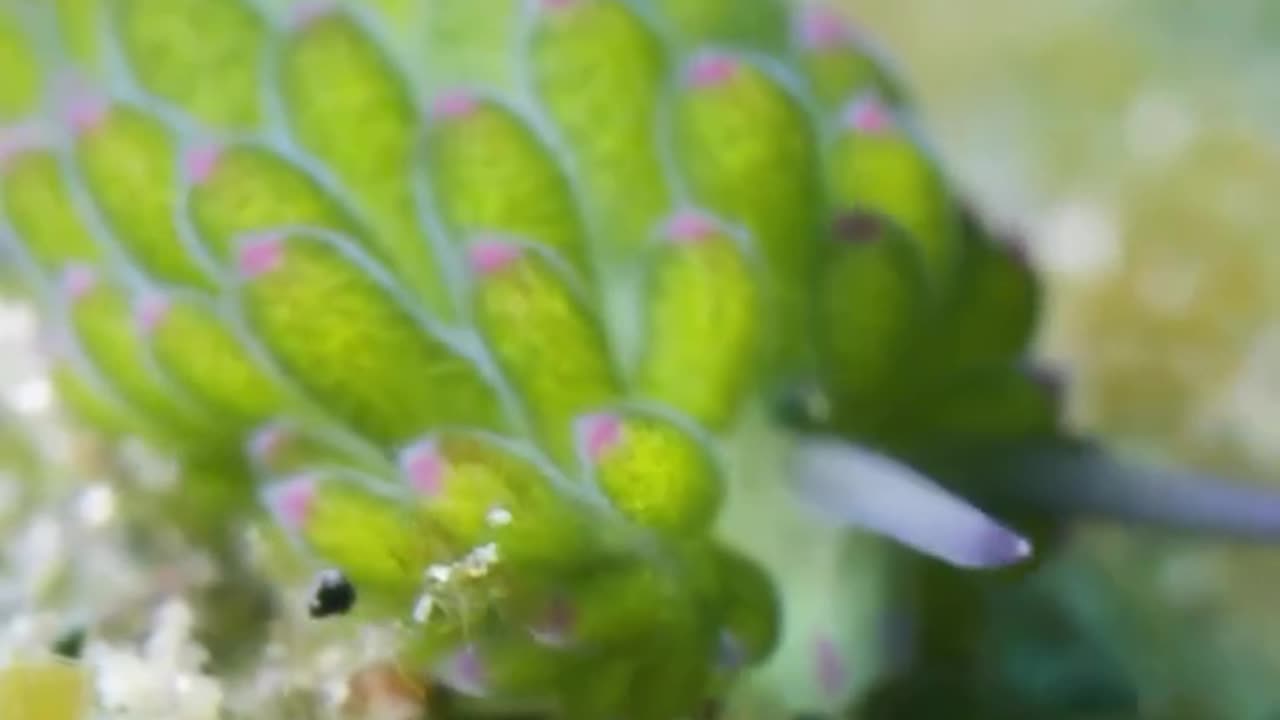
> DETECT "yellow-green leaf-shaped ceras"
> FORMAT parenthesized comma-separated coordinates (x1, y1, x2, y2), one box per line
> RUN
(468, 239, 618, 465)
(112, 0, 267, 129)
(672, 52, 822, 353)
(137, 290, 287, 425)
(248, 418, 394, 480)
(71, 102, 215, 289)
(424, 94, 592, 277)
(926, 213, 1041, 374)
(826, 93, 958, 290)
(636, 210, 761, 429)
(235, 230, 506, 445)
(48, 337, 153, 439)
(421, 0, 522, 94)
(53, 0, 105, 74)
(279, 8, 453, 317)
(550, 558, 702, 649)
(530, 0, 671, 260)
(655, 0, 788, 52)
(0, 8, 41, 121)
(1, 143, 105, 275)
(815, 212, 926, 432)
(186, 142, 365, 264)
(264, 470, 440, 607)
(59, 266, 221, 444)
(793, 4, 907, 113)
(575, 408, 723, 534)
(398, 431, 597, 572)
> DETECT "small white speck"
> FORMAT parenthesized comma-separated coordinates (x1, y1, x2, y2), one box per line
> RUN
(473, 542, 499, 566)
(486, 507, 512, 527)
(457, 542, 500, 578)
(425, 564, 452, 584)
(412, 594, 435, 624)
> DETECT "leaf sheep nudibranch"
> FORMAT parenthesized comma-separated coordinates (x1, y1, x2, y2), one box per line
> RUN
(4, 1, 1276, 716)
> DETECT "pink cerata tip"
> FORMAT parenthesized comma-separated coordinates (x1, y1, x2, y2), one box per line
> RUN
(577, 412, 622, 462)
(236, 233, 285, 278)
(430, 90, 478, 120)
(798, 5, 851, 49)
(64, 92, 108, 136)
(687, 53, 739, 88)
(134, 293, 171, 334)
(399, 439, 444, 496)
(540, 0, 577, 12)
(183, 143, 221, 185)
(468, 240, 522, 275)
(290, 1, 336, 30)
(665, 209, 719, 243)
(843, 94, 894, 134)
(249, 422, 290, 462)
(61, 265, 97, 302)
(265, 475, 317, 531)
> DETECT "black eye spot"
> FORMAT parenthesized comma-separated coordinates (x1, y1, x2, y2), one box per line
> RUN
(309, 569, 356, 618)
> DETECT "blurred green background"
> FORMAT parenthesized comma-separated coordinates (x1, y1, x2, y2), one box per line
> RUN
(843, 0, 1280, 717)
